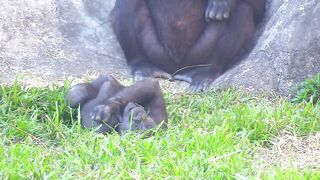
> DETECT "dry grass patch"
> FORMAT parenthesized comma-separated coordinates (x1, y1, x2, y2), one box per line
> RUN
(255, 132, 320, 171)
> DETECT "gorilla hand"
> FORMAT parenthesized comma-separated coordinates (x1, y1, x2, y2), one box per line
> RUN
(118, 102, 157, 134)
(206, 0, 236, 22)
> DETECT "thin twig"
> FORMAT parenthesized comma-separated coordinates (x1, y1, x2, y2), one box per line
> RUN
(171, 64, 212, 76)
(8, 123, 47, 147)
(209, 150, 242, 163)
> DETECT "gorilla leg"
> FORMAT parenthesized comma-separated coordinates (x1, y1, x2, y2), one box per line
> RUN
(111, 0, 173, 80)
(175, 1, 255, 91)
(65, 75, 125, 133)
(65, 75, 114, 108)
(246, 0, 266, 24)
(80, 76, 125, 133)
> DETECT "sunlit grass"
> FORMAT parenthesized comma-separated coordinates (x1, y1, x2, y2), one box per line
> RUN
(0, 82, 319, 179)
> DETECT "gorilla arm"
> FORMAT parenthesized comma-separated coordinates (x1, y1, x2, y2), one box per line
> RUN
(101, 79, 168, 127)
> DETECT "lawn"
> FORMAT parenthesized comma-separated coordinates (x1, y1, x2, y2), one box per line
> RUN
(0, 80, 319, 179)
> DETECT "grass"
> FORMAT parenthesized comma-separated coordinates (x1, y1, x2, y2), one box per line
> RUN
(0, 80, 319, 179)
(292, 73, 320, 104)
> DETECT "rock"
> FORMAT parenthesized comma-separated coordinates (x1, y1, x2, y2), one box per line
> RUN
(0, 0, 127, 86)
(1, 0, 319, 96)
(211, 0, 320, 96)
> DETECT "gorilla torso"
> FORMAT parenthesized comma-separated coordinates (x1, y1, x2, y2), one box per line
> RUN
(147, 0, 207, 64)
(111, 0, 266, 91)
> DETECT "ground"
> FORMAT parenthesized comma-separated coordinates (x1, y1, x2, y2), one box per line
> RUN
(0, 0, 319, 178)
(0, 84, 319, 178)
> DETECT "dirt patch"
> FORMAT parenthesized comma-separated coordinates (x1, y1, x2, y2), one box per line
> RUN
(254, 133, 320, 171)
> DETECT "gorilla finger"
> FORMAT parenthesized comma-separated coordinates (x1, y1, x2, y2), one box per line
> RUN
(215, 11, 223, 21)
(101, 106, 112, 123)
(201, 82, 211, 92)
(202, 84, 210, 92)
(154, 72, 172, 80)
(222, 1, 231, 19)
(209, 6, 218, 21)
(134, 74, 148, 82)
(92, 105, 106, 121)
(223, 11, 230, 19)
(188, 82, 207, 92)
(93, 110, 103, 121)
(216, 4, 228, 20)
(187, 84, 198, 92)
(195, 84, 204, 92)
(172, 74, 192, 83)
(207, 1, 219, 21)
(205, 2, 214, 22)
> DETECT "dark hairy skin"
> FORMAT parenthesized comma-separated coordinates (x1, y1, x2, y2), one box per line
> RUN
(65, 75, 168, 134)
(111, 0, 266, 91)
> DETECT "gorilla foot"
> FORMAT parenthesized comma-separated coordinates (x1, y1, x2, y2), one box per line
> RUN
(206, 0, 236, 22)
(90, 103, 121, 127)
(118, 102, 156, 133)
(122, 103, 148, 123)
(132, 65, 172, 81)
(173, 70, 221, 92)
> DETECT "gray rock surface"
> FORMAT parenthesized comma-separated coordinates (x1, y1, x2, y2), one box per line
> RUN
(1, 0, 319, 96)
(0, 0, 128, 86)
(211, 0, 320, 95)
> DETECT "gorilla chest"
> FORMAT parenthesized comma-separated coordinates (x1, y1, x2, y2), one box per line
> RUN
(147, 0, 207, 59)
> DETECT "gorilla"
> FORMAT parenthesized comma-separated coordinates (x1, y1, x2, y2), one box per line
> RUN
(111, 0, 266, 91)
(65, 75, 168, 134)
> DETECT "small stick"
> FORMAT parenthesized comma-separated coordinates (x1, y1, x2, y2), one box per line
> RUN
(171, 64, 212, 76)
(8, 123, 48, 147)
(209, 150, 242, 163)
